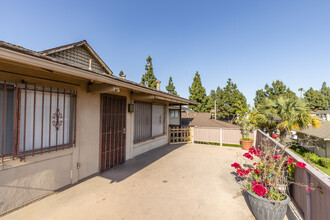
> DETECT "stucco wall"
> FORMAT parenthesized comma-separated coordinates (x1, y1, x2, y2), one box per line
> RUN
(0, 149, 73, 214)
(0, 69, 101, 215)
(0, 62, 173, 214)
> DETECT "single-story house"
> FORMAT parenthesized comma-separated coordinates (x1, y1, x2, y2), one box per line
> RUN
(313, 110, 330, 122)
(181, 112, 239, 128)
(296, 123, 330, 158)
(0, 40, 196, 214)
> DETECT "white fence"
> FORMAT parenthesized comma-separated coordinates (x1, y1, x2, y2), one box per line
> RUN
(193, 127, 255, 146)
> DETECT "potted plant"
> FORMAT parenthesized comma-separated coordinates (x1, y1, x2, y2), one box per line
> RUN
(231, 145, 312, 220)
(235, 105, 256, 150)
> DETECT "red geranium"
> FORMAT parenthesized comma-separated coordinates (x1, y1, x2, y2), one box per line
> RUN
(231, 162, 241, 169)
(243, 153, 253, 160)
(252, 181, 268, 197)
(296, 162, 306, 168)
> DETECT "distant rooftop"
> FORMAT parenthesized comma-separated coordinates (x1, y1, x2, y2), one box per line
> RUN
(297, 123, 330, 140)
(181, 112, 239, 128)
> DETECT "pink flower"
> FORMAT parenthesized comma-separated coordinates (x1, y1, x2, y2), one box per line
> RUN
(287, 158, 294, 164)
(243, 153, 253, 160)
(296, 162, 306, 168)
(231, 162, 241, 169)
(252, 181, 268, 197)
(306, 187, 311, 191)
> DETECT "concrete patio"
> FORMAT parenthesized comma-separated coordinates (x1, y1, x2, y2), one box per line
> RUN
(2, 144, 254, 220)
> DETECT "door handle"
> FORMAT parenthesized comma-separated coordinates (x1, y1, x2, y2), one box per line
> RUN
(123, 128, 126, 134)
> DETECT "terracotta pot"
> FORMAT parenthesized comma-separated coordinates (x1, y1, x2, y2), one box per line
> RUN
(241, 139, 253, 150)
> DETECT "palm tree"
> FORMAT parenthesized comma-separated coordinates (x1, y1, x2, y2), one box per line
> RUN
(256, 97, 320, 146)
(298, 88, 304, 99)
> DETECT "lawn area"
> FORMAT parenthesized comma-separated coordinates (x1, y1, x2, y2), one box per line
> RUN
(289, 146, 330, 176)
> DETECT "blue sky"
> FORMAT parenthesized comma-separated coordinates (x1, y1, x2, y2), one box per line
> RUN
(1, 0, 330, 105)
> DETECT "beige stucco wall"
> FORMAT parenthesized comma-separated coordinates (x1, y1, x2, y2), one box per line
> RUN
(0, 61, 173, 214)
(0, 69, 102, 214)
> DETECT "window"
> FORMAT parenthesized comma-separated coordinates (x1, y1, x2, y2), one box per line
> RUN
(170, 109, 179, 118)
(0, 81, 76, 161)
(134, 102, 165, 142)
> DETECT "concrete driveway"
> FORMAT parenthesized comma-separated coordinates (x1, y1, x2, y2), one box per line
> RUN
(2, 144, 254, 220)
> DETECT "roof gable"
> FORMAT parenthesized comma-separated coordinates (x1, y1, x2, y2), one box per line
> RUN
(40, 40, 112, 75)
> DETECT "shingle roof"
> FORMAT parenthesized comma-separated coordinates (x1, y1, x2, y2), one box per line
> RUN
(0, 40, 198, 105)
(314, 110, 330, 114)
(181, 112, 239, 128)
(297, 123, 330, 140)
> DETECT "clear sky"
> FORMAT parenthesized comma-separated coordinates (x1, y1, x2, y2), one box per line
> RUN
(1, 0, 330, 105)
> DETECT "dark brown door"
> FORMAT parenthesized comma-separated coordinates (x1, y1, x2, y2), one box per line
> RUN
(100, 94, 126, 172)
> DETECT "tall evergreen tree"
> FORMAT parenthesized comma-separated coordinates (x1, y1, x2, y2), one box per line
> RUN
(141, 56, 157, 88)
(188, 71, 210, 112)
(166, 76, 178, 95)
(304, 88, 327, 111)
(254, 80, 298, 108)
(321, 82, 330, 108)
(217, 78, 247, 122)
(119, 70, 124, 77)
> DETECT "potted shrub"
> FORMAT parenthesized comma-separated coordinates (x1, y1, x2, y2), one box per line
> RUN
(235, 106, 255, 150)
(231, 145, 312, 220)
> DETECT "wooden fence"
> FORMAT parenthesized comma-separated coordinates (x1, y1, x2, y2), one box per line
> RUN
(193, 127, 255, 146)
(168, 126, 192, 144)
(256, 130, 330, 220)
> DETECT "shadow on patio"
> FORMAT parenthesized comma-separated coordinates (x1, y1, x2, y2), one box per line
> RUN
(100, 144, 185, 183)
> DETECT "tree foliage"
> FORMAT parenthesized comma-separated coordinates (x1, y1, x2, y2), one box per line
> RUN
(141, 55, 157, 88)
(188, 71, 210, 112)
(254, 80, 297, 108)
(304, 88, 328, 111)
(256, 97, 320, 146)
(119, 70, 124, 77)
(320, 82, 330, 108)
(208, 79, 247, 122)
(166, 76, 178, 95)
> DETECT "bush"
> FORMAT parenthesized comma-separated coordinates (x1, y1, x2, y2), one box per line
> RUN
(319, 158, 330, 168)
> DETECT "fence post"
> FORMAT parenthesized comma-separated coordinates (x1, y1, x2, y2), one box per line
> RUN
(253, 130, 257, 147)
(190, 127, 194, 143)
(220, 128, 223, 147)
(168, 127, 171, 144)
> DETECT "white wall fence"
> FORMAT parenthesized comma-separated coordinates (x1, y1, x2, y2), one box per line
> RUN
(193, 127, 256, 146)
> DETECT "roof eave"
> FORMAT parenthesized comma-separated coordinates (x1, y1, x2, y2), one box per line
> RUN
(0, 46, 196, 105)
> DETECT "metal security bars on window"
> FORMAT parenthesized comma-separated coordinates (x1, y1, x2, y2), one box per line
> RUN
(0, 81, 76, 162)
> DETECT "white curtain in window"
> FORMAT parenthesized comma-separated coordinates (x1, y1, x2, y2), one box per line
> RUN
(152, 104, 165, 136)
(19, 90, 71, 152)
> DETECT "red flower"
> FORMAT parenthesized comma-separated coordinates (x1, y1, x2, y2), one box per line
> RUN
(236, 169, 251, 177)
(273, 154, 281, 160)
(253, 169, 261, 175)
(243, 153, 253, 160)
(249, 147, 256, 155)
(296, 162, 306, 168)
(287, 158, 294, 164)
(231, 162, 241, 169)
(306, 187, 311, 191)
(252, 181, 268, 197)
